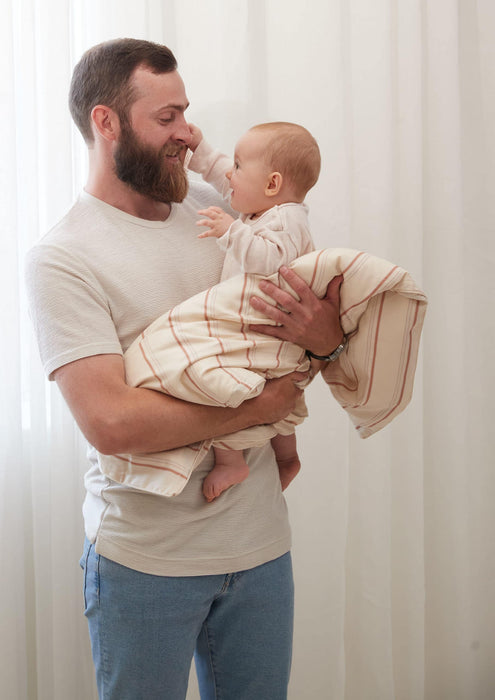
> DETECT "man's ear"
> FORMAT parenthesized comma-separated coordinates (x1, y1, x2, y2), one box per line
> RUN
(91, 105, 120, 142)
(265, 172, 283, 197)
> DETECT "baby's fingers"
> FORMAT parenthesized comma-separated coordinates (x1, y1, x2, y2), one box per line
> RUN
(197, 206, 222, 218)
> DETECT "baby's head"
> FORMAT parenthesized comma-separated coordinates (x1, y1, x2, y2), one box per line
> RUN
(228, 122, 321, 216)
(250, 122, 321, 201)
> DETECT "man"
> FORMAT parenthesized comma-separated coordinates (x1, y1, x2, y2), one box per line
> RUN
(26, 38, 344, 699)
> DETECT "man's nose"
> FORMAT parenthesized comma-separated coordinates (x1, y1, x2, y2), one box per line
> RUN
(174, 114, 192, 144)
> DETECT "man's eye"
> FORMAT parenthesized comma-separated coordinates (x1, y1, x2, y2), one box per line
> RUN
(159, 115, 174, 124)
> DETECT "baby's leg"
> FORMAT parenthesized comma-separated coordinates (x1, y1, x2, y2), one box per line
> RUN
(203, 447, 250, 502)
(271, 433, 301, 491)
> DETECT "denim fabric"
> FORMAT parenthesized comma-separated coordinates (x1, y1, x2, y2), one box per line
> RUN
(80, 540, 294, 699)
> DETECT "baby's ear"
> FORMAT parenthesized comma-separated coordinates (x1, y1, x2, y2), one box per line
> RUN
(265, 172, 283, 197)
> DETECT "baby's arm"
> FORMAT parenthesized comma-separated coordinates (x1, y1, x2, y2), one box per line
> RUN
(187, 124, 234, 200)
(213, 212, 312, 277)
(196, 211, 296, 272)
(187, 123, 203, 152)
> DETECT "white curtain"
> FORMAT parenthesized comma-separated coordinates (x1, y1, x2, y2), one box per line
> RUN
(1, 1, 494, 698)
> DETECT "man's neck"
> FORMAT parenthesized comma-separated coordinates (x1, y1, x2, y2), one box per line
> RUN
(85, 172, 172, 222)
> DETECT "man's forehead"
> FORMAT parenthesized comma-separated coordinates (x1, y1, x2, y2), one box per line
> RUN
(130, 67, 189, 109)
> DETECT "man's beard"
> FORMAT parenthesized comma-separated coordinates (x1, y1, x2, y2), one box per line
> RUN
(114, 121, 189, 203)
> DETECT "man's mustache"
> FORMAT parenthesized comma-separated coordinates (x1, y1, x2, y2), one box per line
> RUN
(161, 142, 188, 159)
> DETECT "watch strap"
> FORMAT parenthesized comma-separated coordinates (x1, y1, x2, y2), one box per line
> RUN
(306, 337, 347, 362)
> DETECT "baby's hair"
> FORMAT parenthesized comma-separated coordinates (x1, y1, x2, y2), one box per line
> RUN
(249, 122, 321, 200)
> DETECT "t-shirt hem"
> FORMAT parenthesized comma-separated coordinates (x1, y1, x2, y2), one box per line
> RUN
(94, 534, 292, 577)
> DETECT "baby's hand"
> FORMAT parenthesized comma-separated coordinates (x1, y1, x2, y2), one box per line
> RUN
(187, 123, 203, 151)
(197, 207, 235, 238)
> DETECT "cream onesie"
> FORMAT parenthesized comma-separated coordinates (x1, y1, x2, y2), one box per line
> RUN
(188, 139, 315, 279)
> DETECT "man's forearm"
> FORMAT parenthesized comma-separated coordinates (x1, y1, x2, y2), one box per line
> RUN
(96, 386, 267, 455)
(54, 354, 304, 456)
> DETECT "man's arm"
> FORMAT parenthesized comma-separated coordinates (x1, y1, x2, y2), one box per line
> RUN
(249, 266, 344, 355)
(54, 353, 305, 455)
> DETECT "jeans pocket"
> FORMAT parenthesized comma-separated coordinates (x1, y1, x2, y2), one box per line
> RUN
(81, 538, 100, 614)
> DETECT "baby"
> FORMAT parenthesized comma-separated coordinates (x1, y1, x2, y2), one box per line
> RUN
(187, 121, 322, 501)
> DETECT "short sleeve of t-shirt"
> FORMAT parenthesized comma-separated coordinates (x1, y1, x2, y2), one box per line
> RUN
(25, 184, 228, 381)
(25, 241, 123, 380)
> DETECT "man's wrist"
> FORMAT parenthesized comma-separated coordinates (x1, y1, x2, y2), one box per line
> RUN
(306, 335, 347, 362)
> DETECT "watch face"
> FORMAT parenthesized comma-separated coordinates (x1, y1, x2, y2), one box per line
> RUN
(329, 339, 347, 361)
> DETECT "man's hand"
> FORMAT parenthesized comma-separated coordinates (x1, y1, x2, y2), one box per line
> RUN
(197, 206, 235, 239)
(247, 371, 307, 426)
(249, 266, 344, 356)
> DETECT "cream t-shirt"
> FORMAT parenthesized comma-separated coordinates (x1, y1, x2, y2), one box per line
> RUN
(25, 182, 291, 575)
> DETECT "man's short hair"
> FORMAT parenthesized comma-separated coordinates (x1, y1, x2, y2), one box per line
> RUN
(250, 122, 321, 200)
(69, 38, 177, 144)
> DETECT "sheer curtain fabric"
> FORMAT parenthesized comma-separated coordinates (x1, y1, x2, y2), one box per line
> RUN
(1, 1, 494, 699)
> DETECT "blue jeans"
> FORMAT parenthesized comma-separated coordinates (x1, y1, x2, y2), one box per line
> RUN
(80, 540, 294, 699)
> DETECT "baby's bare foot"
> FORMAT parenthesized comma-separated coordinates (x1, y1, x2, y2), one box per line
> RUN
(203, 460, 250, 502)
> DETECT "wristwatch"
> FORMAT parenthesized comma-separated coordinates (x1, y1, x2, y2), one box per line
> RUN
(306, 336, 347, 362)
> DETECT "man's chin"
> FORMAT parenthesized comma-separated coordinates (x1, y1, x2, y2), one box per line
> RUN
(135, 172, 189, 204)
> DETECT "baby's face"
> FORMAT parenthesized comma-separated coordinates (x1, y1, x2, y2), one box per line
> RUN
(226, 130, 272, 216)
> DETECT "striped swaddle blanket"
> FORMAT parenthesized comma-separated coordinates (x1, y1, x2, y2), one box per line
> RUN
(98, 248, 427, 496)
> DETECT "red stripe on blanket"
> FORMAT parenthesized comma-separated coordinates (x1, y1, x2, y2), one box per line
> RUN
(166, 308, 223, 403)
(219, 365, 257, 392)
(361, 293, 385, 407)
(341, 267, 398, 317)
(205, 287, 225, 354)
(342, 251, 366, 275)
(274, 341, 283, 369)
(183, 367, 222, 404)
(205, 288, 229, 375)
(169, 312, 193, 364)
(138, 338, 168, 394)
(346, 294, 385, 410)
(111, 453, 188, 478)
(215, 440, 232, 450)
(308, 249, 326, 290)
(326, 380, 357, 392)
(356, 300, 421, 432)
(239, 274, 253, 369)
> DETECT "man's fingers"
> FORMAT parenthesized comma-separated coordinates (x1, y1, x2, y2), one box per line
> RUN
(277, 265, 314, 302)
(256, 280, 300, 317)
(249, 294, 293, 326)
(249, 322, 289, 341)
(287, 370, 308, 384)
(324, 274, 343, 301)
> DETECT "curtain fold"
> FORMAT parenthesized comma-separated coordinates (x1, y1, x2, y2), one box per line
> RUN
(1, 1, 494, 698)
